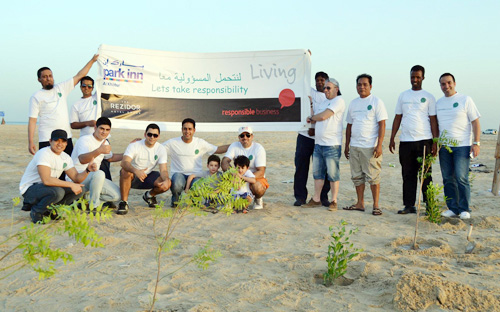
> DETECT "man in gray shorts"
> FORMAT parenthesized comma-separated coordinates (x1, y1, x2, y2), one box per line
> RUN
(343, 74, 388, 216)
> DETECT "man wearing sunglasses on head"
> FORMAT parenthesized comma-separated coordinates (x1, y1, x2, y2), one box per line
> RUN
(28, 54, 99, 157)
(118, 124, 171, 215)
(222, 126, 268, 209)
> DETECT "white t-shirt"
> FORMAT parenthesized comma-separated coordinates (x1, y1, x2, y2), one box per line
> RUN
(346, 94, 388, 148)
(236, 169, 255, 195)
(19, 147, 74, 195)
(224, 142, 266, 174)
(436, 93, 481, 147)
(70, 93, 101, 137)
(29, 78, 74, 142)
(298, 87, 326, 139)
(315, 96, 346, 146)
(69, 134, 112, 175)
(395, 89, 436, 142)
(123, 139, 167, 174)
(163, 137, 217, 175)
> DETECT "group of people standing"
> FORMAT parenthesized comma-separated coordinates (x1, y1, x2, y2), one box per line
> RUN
(20, 54, 480, 223)
(21, 54, 269, 223)
(293, 66, 481, 220)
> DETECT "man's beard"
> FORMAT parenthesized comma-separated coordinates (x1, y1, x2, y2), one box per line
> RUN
(44, 84, 54, 90)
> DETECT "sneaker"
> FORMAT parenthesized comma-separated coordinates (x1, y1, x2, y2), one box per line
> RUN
(459, 211, 471, 220)
(302, 198, 322, 208)
(117, 201, 129, 215)
(441, 209, 457, 218)
(328, 201, 338, 211)
(397, 206, 417, 214)
(142, 191, 158, 208)
(102, 201, 117, 209)
(254, 198, 264, 210)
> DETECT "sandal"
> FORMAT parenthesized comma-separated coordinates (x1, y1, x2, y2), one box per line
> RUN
(372, 207, 382, 216)
(342, 205, 365, 212)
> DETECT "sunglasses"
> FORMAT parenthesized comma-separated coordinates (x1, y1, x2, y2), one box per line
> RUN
(239, 133, 251, 138)
(323, 86, 332, 90)
(81, 84, 93, 88)
(146, 133, 159, 138)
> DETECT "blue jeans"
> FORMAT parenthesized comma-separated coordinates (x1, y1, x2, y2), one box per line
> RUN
(312, 145, 341, 182)
(170, 173, 190, 206)
(293, 134, 330, 203)
(439, 146, 471, 214)
(23, 183, 83, 222)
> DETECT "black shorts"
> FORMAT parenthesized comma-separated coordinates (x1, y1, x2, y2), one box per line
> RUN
(130, 171, 161, 189)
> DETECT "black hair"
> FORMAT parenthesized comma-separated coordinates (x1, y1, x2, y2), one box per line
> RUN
(182, 118, 196, 128)
(146, 123, 160, 134)
(80, 76, 94, 86)
(37, 67, 51, 78)
(410, 65, 425, 76)
(207, 154, 221, 165)
(439, 72, 455, 83)
(96, 117, 111, 128)
(315, 71, 329, 80)
(356, 73, 372, 85)
(234, 155, 250, 168)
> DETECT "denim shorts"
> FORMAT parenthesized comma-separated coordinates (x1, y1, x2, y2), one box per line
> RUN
(312, 145, 341, 181)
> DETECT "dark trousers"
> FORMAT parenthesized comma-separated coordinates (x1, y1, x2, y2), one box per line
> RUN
(399, 139, 433, 207)
(23, 183, 83, 222)
(294, 134, 330, 204)
(39, 139, 74, 180)
(100, 160, 112, 181)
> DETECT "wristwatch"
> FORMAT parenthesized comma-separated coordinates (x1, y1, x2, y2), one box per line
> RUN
(473, 141, 480, 146)
(85, 167, 91, 173)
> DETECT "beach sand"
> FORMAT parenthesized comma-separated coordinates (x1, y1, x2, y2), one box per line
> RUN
(1, 125, 499, 311)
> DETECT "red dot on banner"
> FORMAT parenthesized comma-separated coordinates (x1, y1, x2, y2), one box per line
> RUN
(279, 89, 295, 109)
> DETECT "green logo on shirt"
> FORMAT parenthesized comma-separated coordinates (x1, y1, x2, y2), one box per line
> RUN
(453, 102, 458, 108)
(154, 155, 158, 160)
(58, 92, 62, 97)
(63, 163, 67, 168)
(421, 98, 426, 103)
(249, 155, 253, 160)
(195, 149, 199, 154)
(93, 100, 97, 105)
(367, 105, 372, 110)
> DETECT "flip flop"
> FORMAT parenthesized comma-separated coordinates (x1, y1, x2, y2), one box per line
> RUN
(342, 205, 365, 212)
(372, 207, 383, 216)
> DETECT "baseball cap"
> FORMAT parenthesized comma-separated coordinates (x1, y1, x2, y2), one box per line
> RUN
(51, 129, 68, 141)
(238, 126, 253, 135)
(329, 78, 340, 88)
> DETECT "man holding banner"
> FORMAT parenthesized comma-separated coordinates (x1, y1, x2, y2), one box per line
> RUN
(163, 118, 229, 207)
(28, 54, 99, 156)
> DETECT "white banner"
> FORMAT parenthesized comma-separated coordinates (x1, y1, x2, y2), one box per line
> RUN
(97, 44, 312, 132)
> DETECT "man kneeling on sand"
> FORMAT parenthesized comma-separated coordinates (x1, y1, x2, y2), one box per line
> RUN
(19, 129, 97, 223)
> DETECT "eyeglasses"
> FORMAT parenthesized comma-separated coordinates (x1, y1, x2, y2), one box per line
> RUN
(81, 84, 93, 88)
(239, 133, 251, 138)
(146, 133, 159, 138)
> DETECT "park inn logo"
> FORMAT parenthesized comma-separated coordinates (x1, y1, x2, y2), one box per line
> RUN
(195, 149, 199, 155)
(63, 163, 67, 169)
(154, 155, 158, 160)
(58, 92, 62, 97)
(421, 98, 426, 103)
(93, 100, 97, 105)
(249, 155, 253, 160)
(453, 102, 459, 108)
(367, 105, 372, 111)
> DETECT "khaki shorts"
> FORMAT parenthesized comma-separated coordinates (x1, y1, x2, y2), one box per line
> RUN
(349, 146, 382, 186)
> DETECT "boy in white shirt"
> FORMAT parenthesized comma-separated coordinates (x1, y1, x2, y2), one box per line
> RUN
(232, 155, 256, 213)
(184, 155, 222, 193)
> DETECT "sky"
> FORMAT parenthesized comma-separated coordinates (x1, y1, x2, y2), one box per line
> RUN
(2, 0, 499, 130)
